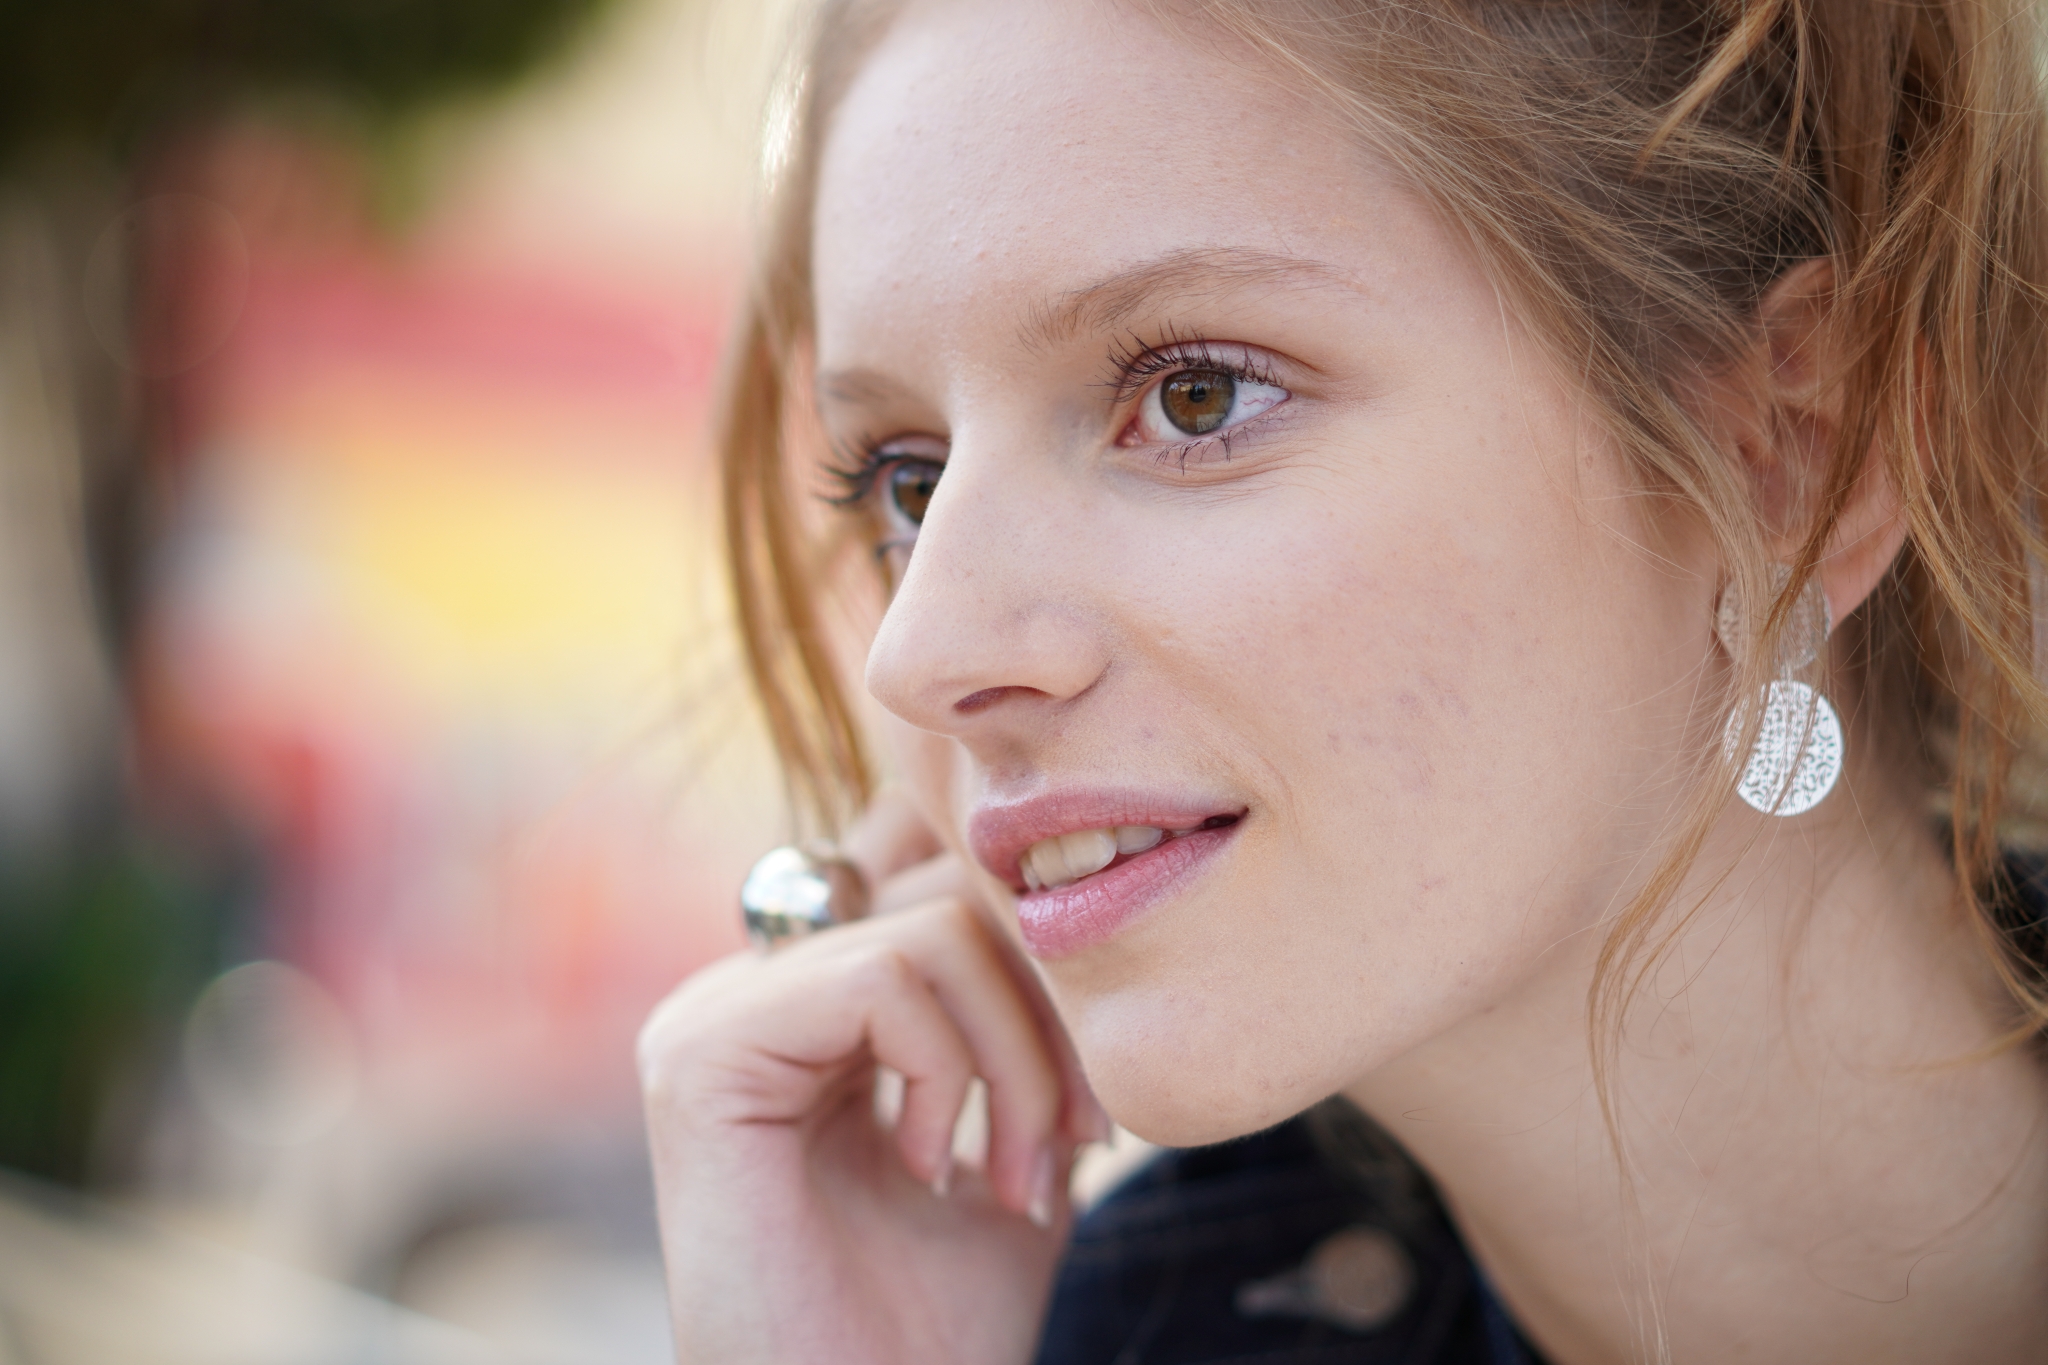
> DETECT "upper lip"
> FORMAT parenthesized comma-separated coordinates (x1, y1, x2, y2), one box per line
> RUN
(968, 787, 1247, 891)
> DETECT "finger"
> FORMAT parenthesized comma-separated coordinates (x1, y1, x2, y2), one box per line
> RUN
(871, 850, 975, 918)
(1045, 1136, 1084, 1233)
(838, 794, 1110, 1142)
(658, 905, 1080, 1223)
(810, 898, 1099, 1208)
(990, 939, 1111, 1146)
(839, 786, 943, 890)
(855, 950, 977, 1191)
(879, 903, 1071, 1219)
(638, 948, 764, 1086)
(872, 894, 1107, 1147)
(645, 940, 970, 1151)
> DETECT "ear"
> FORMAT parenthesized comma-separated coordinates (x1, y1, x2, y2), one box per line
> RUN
(1704, 258, 1914, 625)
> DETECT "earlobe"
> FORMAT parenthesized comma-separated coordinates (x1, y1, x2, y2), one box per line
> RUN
(1734, 258, 1915, 626)
(1814, 463, 1910, 626)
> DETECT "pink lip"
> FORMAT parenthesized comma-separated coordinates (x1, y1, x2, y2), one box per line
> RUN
(1013, 824, 1238, 957)
(967, 789, 1245, 959)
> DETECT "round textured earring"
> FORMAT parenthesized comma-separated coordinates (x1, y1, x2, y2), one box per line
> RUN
(1715, 568, 1844, 816)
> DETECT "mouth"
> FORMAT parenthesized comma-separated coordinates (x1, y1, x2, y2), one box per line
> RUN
(969, 794, 1246, 958)
(1015, 816, 1240, 892)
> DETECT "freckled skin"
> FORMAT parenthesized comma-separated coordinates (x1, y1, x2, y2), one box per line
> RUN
(798, 3, 2048, 1361)
(821, 0, 1699, 1146)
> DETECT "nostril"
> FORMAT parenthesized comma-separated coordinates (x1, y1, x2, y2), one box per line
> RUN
(955, 686, 1015, 714)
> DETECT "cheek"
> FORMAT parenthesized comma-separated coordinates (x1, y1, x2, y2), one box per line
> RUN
(1185, 420, 1642, 857)
(1051, 414, 1695, 1142)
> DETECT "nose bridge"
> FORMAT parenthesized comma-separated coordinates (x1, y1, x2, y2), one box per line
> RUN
(863, 437, 1107, 734)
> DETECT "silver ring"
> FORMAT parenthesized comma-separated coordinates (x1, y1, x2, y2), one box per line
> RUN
(741, 844, 871, 949)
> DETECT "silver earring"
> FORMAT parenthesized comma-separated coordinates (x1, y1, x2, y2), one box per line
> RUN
(1715, 567, 1844, 816)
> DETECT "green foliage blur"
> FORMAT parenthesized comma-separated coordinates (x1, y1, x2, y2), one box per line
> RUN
(0, 0, 614, 166)
(0, 843, 230, 1186)
(0, 0, 617, 1189)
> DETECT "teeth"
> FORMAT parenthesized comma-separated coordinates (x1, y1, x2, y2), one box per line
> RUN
(1114, 825, 1164, 854)
(1063, 829, 1117, 879)
(1021, 825, 1167, 891)
(1024, 841, 1060, 890)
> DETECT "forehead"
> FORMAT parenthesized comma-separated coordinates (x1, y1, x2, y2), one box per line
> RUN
(811, 0, 1426, 365)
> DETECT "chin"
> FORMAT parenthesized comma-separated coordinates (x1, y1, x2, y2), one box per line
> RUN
(1071, 1012, 1343, 1150)
(1097, 1070, 1321, 1149)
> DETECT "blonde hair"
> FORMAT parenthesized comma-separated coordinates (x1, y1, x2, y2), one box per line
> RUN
(721, 0, 2048, 1071)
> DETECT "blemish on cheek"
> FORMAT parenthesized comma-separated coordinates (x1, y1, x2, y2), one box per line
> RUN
(1420, 672, 1474, 721)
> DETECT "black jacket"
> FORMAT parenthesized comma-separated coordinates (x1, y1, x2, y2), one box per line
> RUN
(1035, 1107, 1542, 1365)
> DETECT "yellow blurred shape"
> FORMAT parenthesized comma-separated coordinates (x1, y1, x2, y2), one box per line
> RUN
(318, 429, 710, 719)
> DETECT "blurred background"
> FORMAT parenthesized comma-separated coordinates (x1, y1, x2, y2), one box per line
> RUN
(0, 2, 800, 1360)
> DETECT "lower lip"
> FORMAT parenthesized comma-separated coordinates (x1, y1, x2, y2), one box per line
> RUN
(1015, 824, 1237, 959)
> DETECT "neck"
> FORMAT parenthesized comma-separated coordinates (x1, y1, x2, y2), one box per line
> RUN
(1345, 789, 2048, 1364)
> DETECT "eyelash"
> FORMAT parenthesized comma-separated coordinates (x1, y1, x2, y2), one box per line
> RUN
(1101, 328, 1282, 406)
(825, 439, 900, 509)
(824, 329, 1286, 509)
(1106, 330, 1286, 470)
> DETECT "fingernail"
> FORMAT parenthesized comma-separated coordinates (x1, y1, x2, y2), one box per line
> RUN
(931, 1150, 953, 1199)
(1085, 1095, 1113, 1145)
(1026, 1147, 1056, 1229)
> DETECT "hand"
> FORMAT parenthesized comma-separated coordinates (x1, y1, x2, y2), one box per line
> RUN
(640, 790, 1108, 1365)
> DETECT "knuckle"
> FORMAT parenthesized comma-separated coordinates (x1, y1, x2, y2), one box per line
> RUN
(901, 892, 981, 946)
(635, 1007, 678, 1081)
(635, 979, 717, 1074)
(986, 1041, 1059, 1103)
(635, 992, 731, 1098)
(846, 942, 921, 996)
(914, 1044, 972, 1089)
(631, 952, 818, 1091)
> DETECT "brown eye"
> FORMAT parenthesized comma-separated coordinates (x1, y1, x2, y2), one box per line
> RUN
(1160, 369, 1236, 435)
(885, 460, 942, 525)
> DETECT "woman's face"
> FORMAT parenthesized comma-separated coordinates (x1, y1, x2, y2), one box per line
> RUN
(812, 0, 1712, 1145)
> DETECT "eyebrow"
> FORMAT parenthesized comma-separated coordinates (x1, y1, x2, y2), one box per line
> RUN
(814, 246, 1351, 408)
(816, 366, 909, 410)
(1021, 247, 1350, 352)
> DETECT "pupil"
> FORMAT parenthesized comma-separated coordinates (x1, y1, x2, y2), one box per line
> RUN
(888, 461, 940, 525)
(1161, 369, 1235, 435)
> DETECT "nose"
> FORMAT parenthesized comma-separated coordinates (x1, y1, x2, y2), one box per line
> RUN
(863, 439, 1110, 747)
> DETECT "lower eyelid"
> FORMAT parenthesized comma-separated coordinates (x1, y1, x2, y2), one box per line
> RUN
(1138, 404, 1291, 468)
